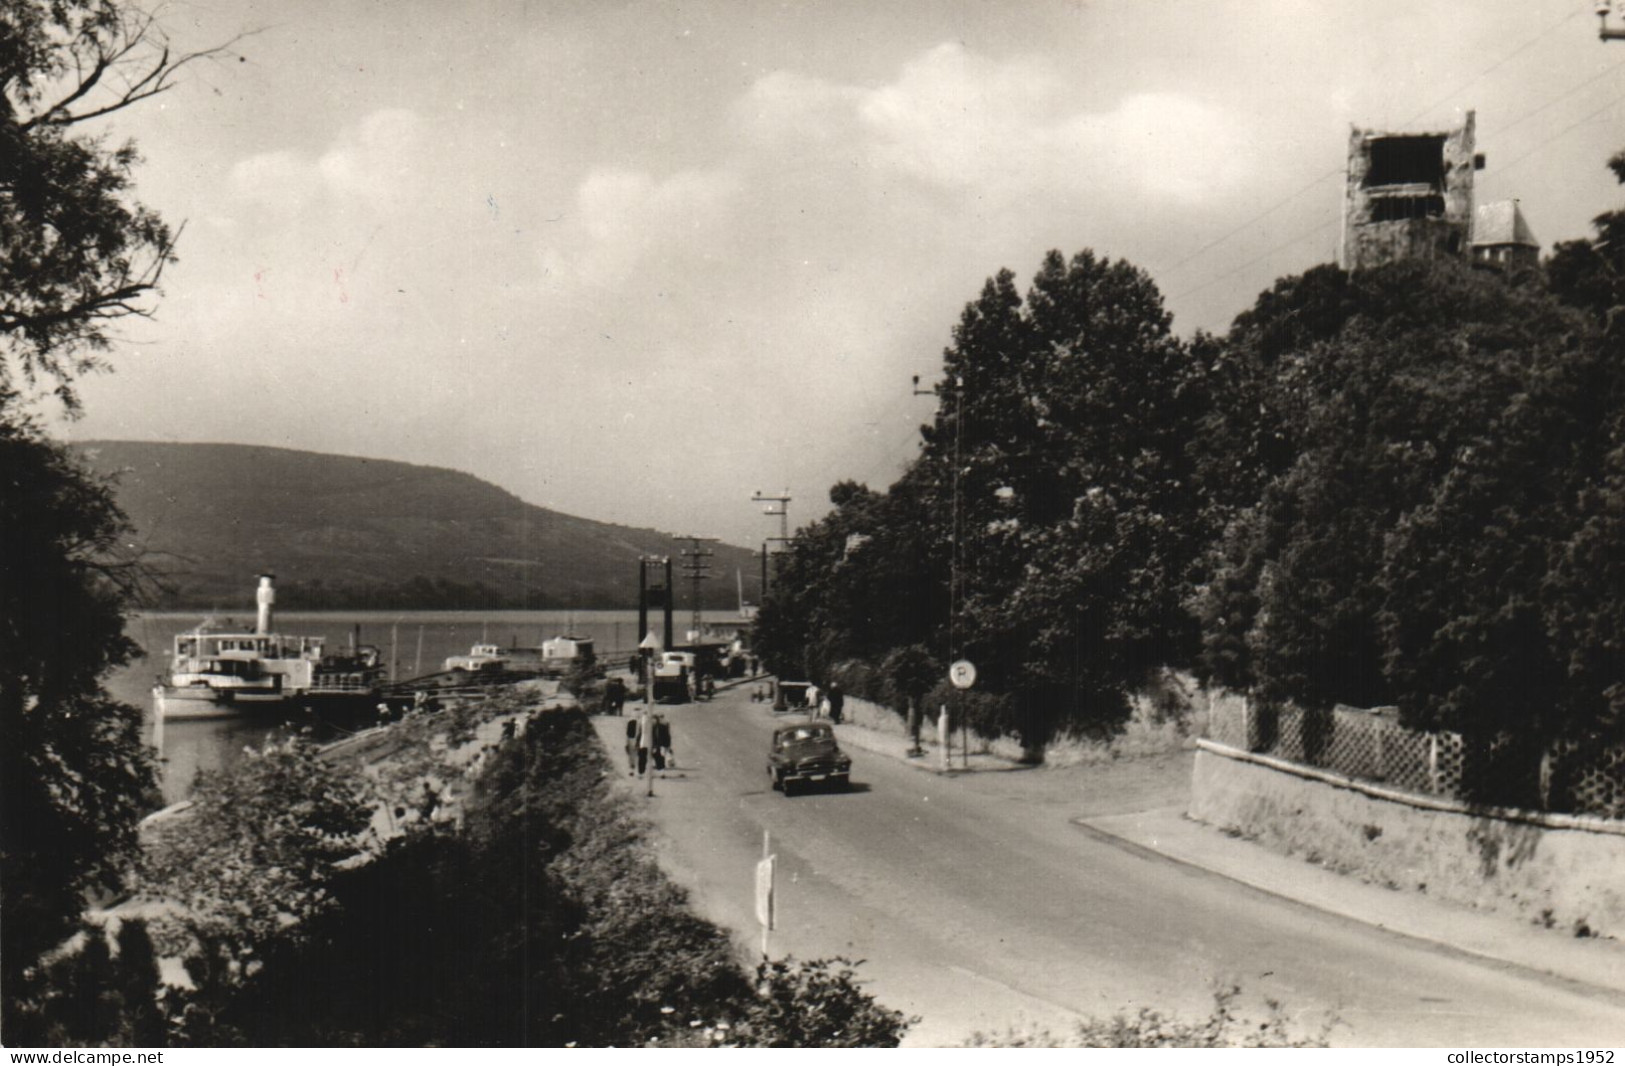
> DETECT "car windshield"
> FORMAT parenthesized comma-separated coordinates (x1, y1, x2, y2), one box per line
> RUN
(779, 726, 833, 746)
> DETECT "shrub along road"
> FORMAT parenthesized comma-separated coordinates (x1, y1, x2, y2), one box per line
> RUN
(594, 685, 1625, 1047)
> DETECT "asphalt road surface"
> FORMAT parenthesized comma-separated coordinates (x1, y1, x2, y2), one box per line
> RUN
(593, 686, 1625, 1047)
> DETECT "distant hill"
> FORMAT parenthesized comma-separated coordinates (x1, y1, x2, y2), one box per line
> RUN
(72, 441, 761, 612)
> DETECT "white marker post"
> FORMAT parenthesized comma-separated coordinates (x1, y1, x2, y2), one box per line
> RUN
(755, 829, 776, 959)
(950, 659, 977, 771)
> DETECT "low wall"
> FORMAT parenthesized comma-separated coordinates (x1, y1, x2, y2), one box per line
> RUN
(1190, 741, 1625, 939)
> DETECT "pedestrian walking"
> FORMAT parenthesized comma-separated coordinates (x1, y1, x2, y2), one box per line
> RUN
(827, 682, 844, 725)
(652, 713, 673, 771)
(635, 711, 652, 775)
(806, 682, 820, 715)
(625, 716, 639, 774)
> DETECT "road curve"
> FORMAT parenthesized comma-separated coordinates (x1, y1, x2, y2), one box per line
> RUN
(593, 686, 1625, 1047)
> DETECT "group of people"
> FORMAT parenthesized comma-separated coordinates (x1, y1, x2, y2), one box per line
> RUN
(624, 711, 674, 775)
(808, 681, 844, 724)
(747, 680, 845, 722)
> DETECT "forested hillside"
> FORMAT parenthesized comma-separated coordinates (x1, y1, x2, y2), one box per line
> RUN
(72, 441, 757, 610)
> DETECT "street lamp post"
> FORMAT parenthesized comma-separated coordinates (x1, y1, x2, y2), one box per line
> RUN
(751, 489, 793, 602)
(914, 373, 969, 771)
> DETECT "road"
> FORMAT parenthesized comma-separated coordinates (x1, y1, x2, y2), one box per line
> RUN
(593, 685, 1625, 1047)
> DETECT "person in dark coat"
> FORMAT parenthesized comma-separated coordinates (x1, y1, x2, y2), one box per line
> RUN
(827, 682, 845, 725)
(651, 713, 673, 771)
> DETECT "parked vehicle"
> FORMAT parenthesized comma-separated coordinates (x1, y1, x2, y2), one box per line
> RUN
(774, 680, 812, 710)
(767, 721, 852, 795)
(652, 651, 696, 703)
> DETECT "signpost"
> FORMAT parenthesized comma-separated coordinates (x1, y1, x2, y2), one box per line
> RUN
(755, 830, 776, 958)
(950, 659, 976, 770)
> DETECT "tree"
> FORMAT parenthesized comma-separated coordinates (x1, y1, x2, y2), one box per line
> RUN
(0, 412, 156, 1019)
(1195, 258, 1612, 744)
(135, 736, 376, 991)
(1546, 150, 1625, 326)
(762, 250, 1208, 751)
(924, 250, 1208, 746)
(1, 0, 235, 1020)
(3, 1, 237, 410)
(752, 478, 942, 686)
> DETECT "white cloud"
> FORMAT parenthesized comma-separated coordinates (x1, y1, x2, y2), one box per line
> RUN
(229, 149, 320, 210)
(1057, 92, 1257, 205)
(857, 43, 1064, 191)
(565, 165, 741, 287)
(317, 108, 424, 205)
(851, 43, 1256, 208)
(732, 69, 863, 147)
(228, 108, 426, 213)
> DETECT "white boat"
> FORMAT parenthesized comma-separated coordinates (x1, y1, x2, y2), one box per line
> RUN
(153, 575, 384, 721)
(541, 635, 594, 675)
(443, 643, 546, 673)
(444, 636, 594, 676)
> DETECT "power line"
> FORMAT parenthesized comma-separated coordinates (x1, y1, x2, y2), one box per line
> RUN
(1491, 85, 1625, 177)
(1170, 217, 1340, 304)
(1401, 7, 1584, 127)
(1484, 55, 1625, 141)
(1156, 5, 1584, 290)
(1157, 168, 1344, 281)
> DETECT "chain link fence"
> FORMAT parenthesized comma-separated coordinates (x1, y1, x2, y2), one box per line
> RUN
(1206, 699, 1625, 819)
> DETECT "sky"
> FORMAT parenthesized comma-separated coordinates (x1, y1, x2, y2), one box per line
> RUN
(45, 0, 1625, 548)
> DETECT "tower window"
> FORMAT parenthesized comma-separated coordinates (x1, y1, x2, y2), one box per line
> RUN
(1364, 136, 1446, 189)
(1369, 194, 1445, 222)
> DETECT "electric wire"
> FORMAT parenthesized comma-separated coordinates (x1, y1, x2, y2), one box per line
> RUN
(1484, 55, 1625, 141)
(1491, 86, 1625, 176)
(1400, 7, 1584, 127)
(1155, 4, 1587, 289)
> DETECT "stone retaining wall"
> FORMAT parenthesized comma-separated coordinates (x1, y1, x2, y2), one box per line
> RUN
(1189, 741, 1625, 939)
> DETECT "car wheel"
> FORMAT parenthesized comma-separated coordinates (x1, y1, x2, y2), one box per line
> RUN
(782, 778, 797, 797)
(832, 774, 849, 789)
(770, 768, 782, 791)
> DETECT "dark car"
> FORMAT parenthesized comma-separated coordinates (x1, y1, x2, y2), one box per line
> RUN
(767, 721, 852, 795)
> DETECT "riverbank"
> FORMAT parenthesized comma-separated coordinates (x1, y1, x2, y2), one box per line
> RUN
(42, 690, 910, 1047)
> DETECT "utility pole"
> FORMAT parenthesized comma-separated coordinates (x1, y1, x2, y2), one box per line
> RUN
(638, 555, 674, 651)
(914, 373, 969, 770)
(751, 489, 794, 598)
(673, 534, 718, 638)
(1598, 1, 1625, 40)
(752, 489, 792, 545)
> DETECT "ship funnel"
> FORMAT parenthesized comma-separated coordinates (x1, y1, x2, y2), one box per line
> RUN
(256, 574, 276, 635)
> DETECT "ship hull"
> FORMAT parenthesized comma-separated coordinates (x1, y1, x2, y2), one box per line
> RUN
(154, 685, 379, 721)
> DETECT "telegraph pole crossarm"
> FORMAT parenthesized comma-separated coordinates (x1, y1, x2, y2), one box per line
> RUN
(751, 489, 793, 546)
(673, 534, 719, 637)
(751, 490, 794, 601)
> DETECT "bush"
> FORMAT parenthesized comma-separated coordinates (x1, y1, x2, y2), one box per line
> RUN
(965, 985, 1332, 1048)
(153, 704, 911, 1047)
(671, 958, 912, 1048)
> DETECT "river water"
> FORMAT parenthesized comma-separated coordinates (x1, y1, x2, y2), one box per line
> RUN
(113, 609, 652, 804)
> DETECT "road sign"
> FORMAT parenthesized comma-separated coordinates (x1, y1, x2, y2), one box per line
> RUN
(949, 659, 977, 689)
(755, 854, 776, 930)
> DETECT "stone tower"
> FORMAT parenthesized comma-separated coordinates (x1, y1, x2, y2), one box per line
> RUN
(1340, 111, 1482, 270)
